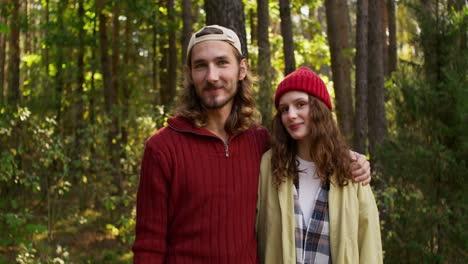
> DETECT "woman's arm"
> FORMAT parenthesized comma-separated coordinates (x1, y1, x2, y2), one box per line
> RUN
(357, 184, 383, 263)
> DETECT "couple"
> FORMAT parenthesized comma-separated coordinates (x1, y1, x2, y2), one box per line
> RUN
(132, 25, 382, 263)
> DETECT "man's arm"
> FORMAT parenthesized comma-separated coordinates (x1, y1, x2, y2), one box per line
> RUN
(350, 151, 371, 185)
(133, 144, 170, 264)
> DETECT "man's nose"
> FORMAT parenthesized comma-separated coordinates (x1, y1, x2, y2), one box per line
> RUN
(206, 65, 220, 82)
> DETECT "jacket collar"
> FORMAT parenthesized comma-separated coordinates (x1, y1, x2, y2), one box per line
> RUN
(167, 116, 217, 138)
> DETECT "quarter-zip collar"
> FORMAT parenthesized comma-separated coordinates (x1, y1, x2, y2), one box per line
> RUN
(168, 116, 238, 158)
(168, 116, 218, 138)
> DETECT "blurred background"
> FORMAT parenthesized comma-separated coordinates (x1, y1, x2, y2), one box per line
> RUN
(0, 0, 466, 263)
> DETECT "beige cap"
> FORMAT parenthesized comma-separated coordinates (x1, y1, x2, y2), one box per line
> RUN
(186, 25, 242, 59)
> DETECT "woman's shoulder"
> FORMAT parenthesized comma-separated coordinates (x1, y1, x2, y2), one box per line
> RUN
(261, 148, 273, 160)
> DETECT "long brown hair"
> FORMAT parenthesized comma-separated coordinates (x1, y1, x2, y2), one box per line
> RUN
(173, 47, 259, 134)
(271, 96, 351, 187)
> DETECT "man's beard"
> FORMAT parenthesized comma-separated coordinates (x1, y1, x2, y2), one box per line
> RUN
(199, 83, 237, 110)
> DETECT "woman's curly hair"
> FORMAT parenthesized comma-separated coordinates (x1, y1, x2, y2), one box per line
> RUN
(173, 48, 260, 134)
(271, 96, 352, 187)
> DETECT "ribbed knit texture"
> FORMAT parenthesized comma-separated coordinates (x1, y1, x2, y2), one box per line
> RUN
(133, 116, 270, 264)
(274, 66, 332, 110)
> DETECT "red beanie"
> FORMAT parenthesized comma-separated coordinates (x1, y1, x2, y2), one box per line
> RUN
(274, 66, 332, 110)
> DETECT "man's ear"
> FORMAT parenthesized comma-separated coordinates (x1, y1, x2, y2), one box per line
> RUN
(238, 58, 248, 80)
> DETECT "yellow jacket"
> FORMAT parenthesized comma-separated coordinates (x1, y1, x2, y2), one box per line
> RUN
(256, 150, 383, 263)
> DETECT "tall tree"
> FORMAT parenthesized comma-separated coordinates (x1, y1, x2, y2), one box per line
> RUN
(54, 0, 66, 124)
(205, 0, 248, 57)
(368, 0, 388, 160)
(43, 0, 50, 99)
(168, 0, 177, 104)
(23, 0, 30, 54)
(387, 0, 397, 74)
(74, 0, 85, 176)
(7, 0, 21, 105)
(353, 0, 369, 154)
(0, 16, 6, 105)
(152, 3, 159, 104)
(121, 3, 132, 149)
(159, 0, 177, 106)
(111, 2, 122, 192)
(381, 0, 389, 76)
(325, 0, 354, 141)
(279, 0, 296, 75)
(181, 0, 193, 65)
(257, 0, 273, 126)
(98, 0, 121, 192)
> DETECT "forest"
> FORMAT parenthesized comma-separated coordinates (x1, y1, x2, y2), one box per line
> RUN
(0, 0, 466, 263)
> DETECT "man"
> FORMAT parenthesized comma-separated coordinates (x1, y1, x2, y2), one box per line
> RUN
(132, 25, 370, 263)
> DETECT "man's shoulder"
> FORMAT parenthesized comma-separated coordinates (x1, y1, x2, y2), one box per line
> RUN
(144, 126, 174, 152)
(246, 123, 269, 137)
(244, 124, 271, 151)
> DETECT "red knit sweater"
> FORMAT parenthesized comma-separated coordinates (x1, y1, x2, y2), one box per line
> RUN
(132, 116, 270, 264)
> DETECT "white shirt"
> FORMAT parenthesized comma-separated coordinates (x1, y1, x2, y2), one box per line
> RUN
(297, 156, 322, 222)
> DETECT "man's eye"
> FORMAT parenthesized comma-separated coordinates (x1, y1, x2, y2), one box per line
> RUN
(218, 60, 228, 65)
(194, 63, 206, 69)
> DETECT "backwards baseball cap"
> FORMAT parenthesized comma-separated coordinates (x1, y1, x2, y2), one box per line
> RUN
(275, 66, 332, 110)
(186, 25, 242, 59)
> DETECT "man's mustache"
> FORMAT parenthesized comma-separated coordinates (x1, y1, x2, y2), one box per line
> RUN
(204, 83, 224, 90)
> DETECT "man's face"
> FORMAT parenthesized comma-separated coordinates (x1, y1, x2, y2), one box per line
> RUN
(188, 40, 247, 110)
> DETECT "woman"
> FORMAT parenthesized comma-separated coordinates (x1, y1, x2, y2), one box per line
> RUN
(256, 66, 382, 264)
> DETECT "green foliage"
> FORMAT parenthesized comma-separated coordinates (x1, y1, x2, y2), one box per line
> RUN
(377, 3, 468, 263)
(1, 0, 465, 262)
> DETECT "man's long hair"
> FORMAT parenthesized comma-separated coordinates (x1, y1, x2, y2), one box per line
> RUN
(174, 48, 259, 134)
(271, 96, 351, 187)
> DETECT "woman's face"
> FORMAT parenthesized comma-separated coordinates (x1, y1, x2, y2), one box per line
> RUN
(278, 91, 311, 141)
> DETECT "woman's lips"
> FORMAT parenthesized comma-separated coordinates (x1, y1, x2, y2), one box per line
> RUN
(288, 123, 303, 131)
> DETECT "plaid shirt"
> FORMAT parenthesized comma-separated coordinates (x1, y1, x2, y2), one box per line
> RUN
(293, 183, 331, 264)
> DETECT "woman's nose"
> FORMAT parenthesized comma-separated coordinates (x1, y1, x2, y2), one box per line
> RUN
(287, 107, 297, 119)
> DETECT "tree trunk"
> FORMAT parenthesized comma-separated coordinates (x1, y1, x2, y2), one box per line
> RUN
(98, 2, 112, 114)
(182, 0, 193, 65)
(353, 0, 368, 154)
(249, 8, 256, 68)
(98, 0, 120, 192)
(279, 0, 296, 75)
(111, 3, 121, 193)
(168, 0, 177, 105)
(381, 0, 389, 77)
(89, 1, 98, 157)
(43, 0, 50, 97)
(55, 0, 66, 124)
(74, 0, 85, 179)
(368, 0, 388, 160)
(121, 6, 131, 149)
(205, 0, 248, 57)
(325, 0, 354, 141)
(24, 0, 30, 54)
(0, 17, 6, 105)
(152, 4, 159, 105)
(7, 0, 21, 105)
(387, 0, 397, 74)
(257, 0, 273, 127)
(160, 0, 177, 106)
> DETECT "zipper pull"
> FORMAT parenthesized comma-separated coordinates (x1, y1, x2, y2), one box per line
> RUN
(224, 143, 229, 158)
